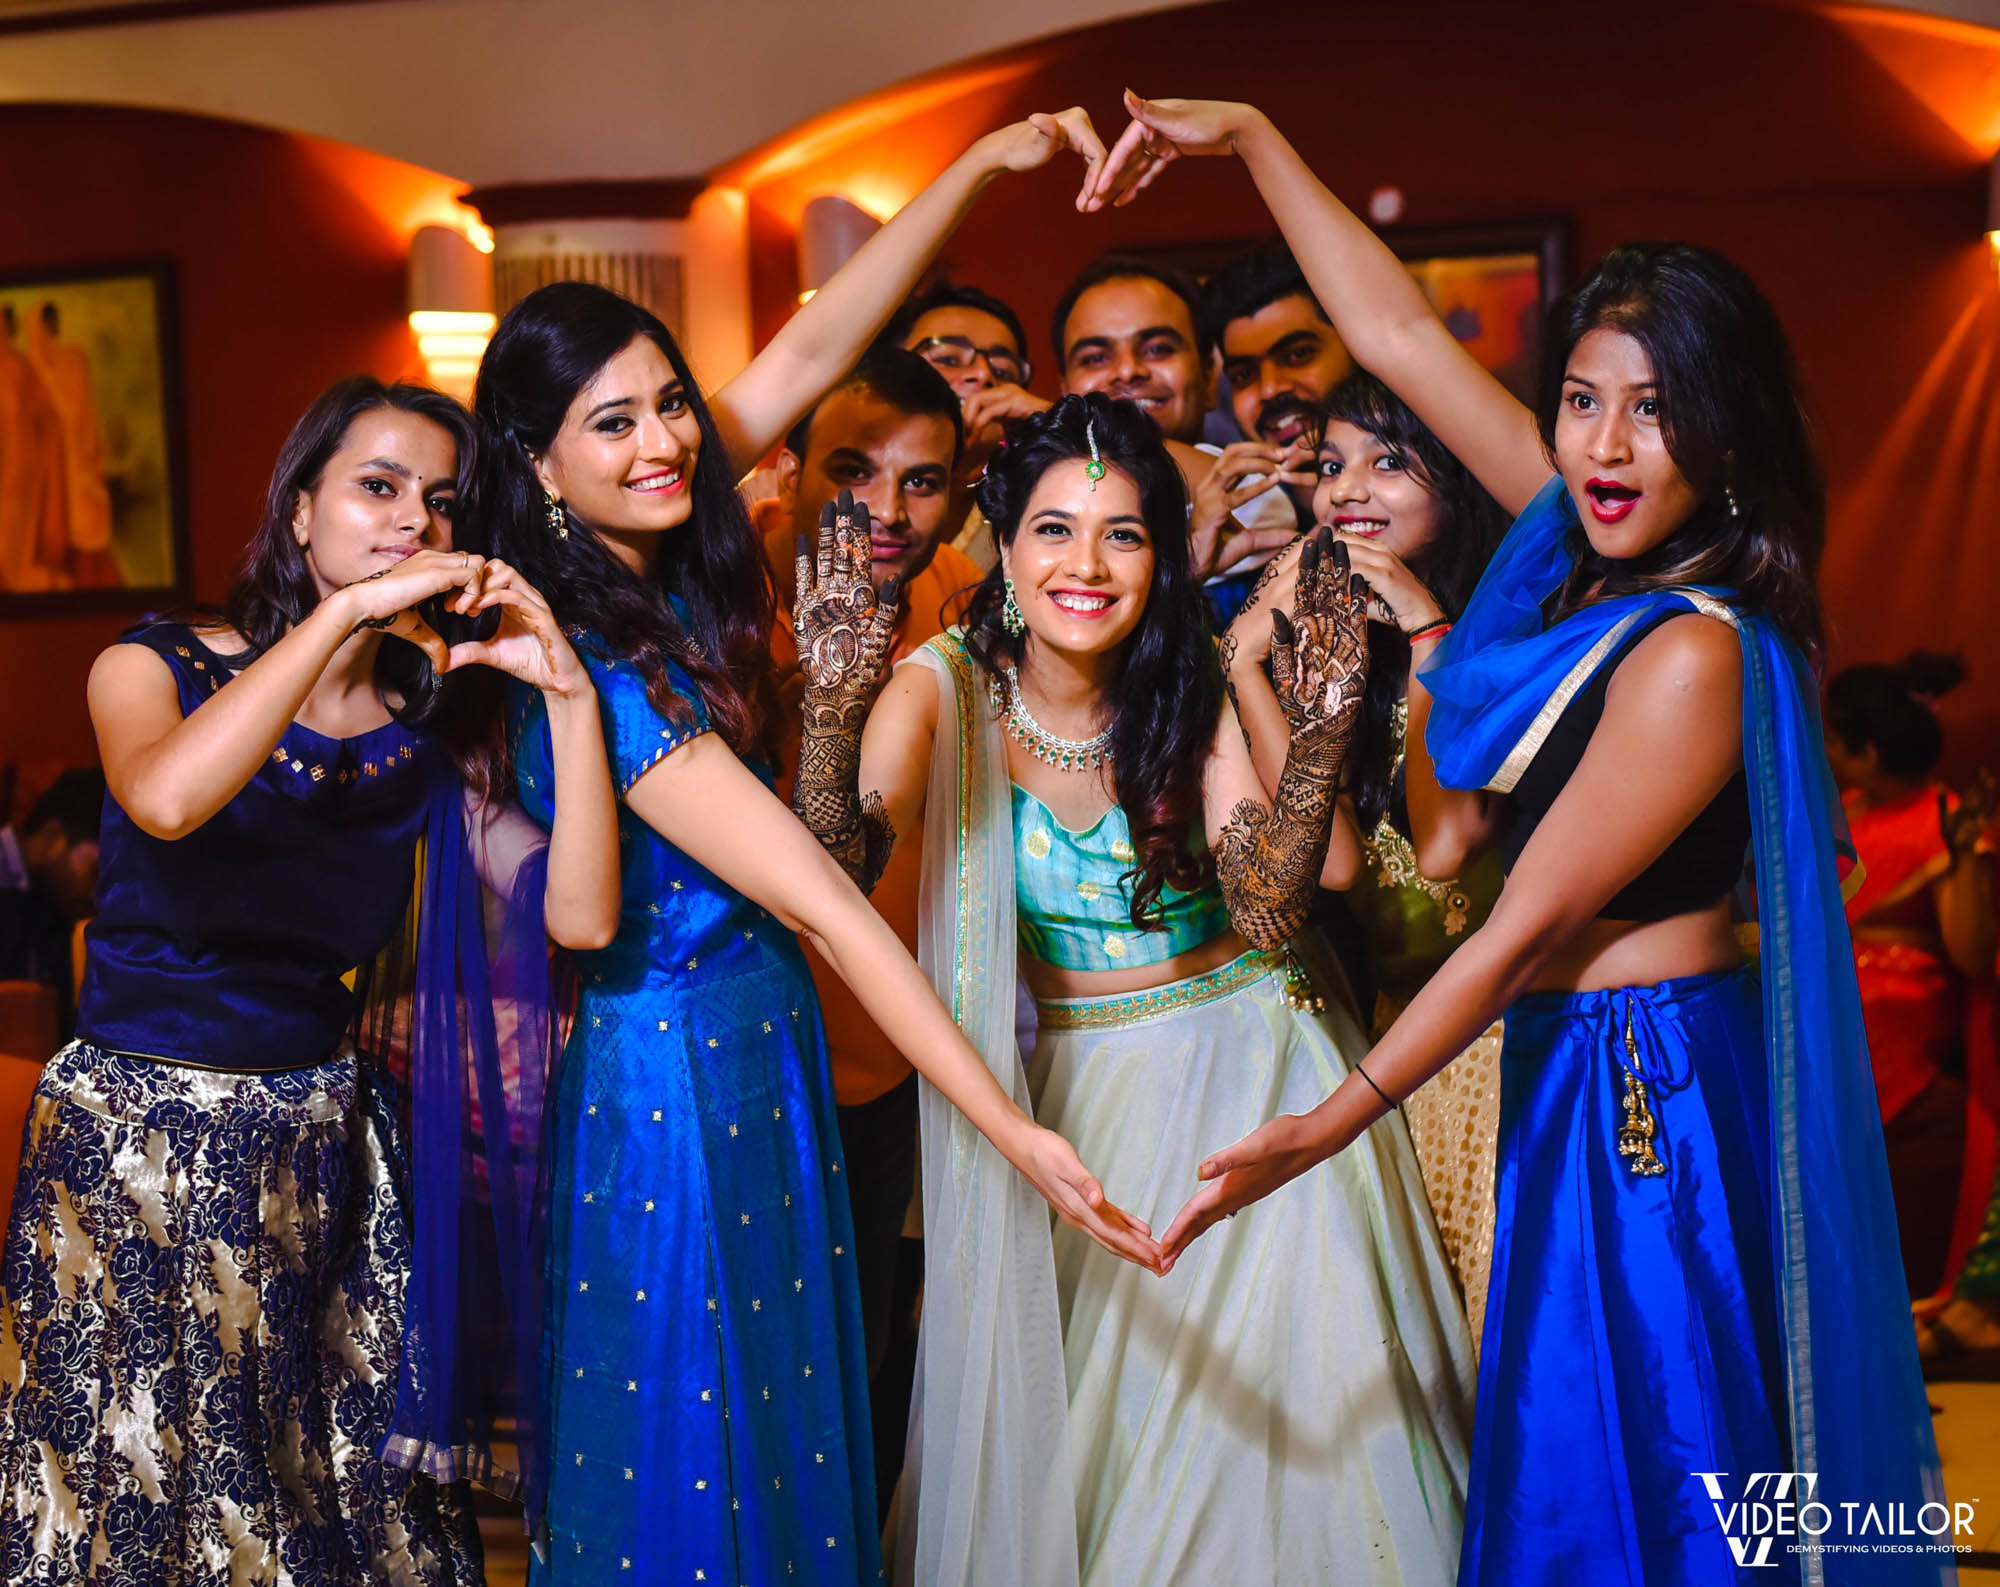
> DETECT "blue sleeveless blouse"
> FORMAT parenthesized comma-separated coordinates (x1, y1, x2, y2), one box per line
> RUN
(77, 622, 435, 1070)
(1011, 785, 1230, 972)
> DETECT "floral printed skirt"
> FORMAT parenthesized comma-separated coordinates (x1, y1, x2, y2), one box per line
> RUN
(0, 1041, 481, 1587)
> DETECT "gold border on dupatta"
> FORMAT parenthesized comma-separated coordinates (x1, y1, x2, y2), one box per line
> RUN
(932, 631, 982, 1027)
(1484, 587, 1743, 795)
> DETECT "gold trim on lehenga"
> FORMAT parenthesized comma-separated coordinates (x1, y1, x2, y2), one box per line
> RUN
(1034, 950, 1283, 1031)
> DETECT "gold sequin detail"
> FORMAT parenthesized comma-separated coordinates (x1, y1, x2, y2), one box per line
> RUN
(1025, 828, 1053, 860)
(1109, 837, 1135, 863)
(1103, 934, 1127, 960)
(1076, 880, 1101, 901)
(1380, 990, 1502, 1357)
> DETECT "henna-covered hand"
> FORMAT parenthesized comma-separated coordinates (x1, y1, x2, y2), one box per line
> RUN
(1216, 530, 1368, 950)
(792, 489, 903, 893)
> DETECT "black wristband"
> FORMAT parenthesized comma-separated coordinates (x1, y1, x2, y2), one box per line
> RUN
(1354, 1062, 1397, 1111)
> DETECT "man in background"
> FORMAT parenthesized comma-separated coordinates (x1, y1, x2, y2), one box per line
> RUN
(1197, 241, 1352, 618)
(756, 345, 981, 1510)
(892, 281, 1039, 569)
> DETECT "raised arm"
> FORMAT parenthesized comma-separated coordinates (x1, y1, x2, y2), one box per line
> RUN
(1161, 614, 1745, 1260)
(789, 493, 912, 892)
(1206, 531, 1369, 946)
(708, 110, 1110, 472)
(622, 734, 1158, 1271)
(1092, 95, 1549, 517)
(90, 549, 481, 841)
(1218, 539, 1368, 889)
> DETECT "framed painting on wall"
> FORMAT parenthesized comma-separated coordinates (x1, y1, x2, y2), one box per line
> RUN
(0, 257, 188, 617)
(1137, 218, 1571, 408)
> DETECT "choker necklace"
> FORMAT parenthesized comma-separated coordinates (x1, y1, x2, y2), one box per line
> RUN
(989, 665, 1112, 772)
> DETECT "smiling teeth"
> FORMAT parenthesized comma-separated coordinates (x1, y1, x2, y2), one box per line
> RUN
(1051, 593, 1112, 613)
(628, 472, 680, 492)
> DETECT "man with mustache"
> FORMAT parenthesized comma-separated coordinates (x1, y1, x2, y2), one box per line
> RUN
(756, 344, 982, 1509)
(1196, 241, 1352, 619)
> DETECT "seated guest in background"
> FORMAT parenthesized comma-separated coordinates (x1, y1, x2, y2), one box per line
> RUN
(1197, 241, 1351, 618)
(0, 766, 104, 1037)
(757, 343, 983, 1510)
(1825, 651, 1996, 1295)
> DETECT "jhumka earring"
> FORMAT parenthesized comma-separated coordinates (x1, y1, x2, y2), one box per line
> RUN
(1084, 417, 1106, 491)
(1002, 577, 1027, 636)
(1725, 483, 1741, 519)
(545, 491, 569, 539)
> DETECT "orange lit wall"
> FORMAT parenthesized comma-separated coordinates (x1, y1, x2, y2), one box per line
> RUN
(0, 104, 460, 768)
(738, 0, 2000, 777)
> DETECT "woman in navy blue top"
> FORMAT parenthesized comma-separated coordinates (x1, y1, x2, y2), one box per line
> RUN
(0, 377, 619, 1586)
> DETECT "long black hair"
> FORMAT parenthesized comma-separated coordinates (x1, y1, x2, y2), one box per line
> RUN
(1826, 651, 1964, 781)
(218, 375, 481, 732)
(1319, 372, 1510, 833)
(963, 392, 1222, 928)
(1537, 242, 1826, 663)
(474, 281, 772, 753)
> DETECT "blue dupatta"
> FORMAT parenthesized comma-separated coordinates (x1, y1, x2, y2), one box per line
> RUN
(372, 775, 562, 1531)
(1423, 478, 1944, 1583)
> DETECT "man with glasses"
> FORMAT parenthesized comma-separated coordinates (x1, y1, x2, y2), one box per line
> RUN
(892, 281, 1041, 567)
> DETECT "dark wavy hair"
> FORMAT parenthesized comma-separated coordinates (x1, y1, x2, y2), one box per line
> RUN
(1826, 650, 1964, 780)
(1537, 243, 1826, 663)
(206, 376, 482, 739)
(474, 282, 771, 753)
(1319, 372, 1510, 833)
(963, 393, 1221, 928)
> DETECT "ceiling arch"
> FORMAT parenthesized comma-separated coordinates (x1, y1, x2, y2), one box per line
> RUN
(0, 0, 1994, 192)
(0, 0, 1192, 185)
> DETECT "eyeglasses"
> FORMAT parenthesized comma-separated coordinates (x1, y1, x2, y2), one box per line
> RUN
(911, 335, 1029, 387)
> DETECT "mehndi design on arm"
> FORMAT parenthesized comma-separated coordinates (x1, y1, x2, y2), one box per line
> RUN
(1215, 530, 1369, 949)
(791, 490, 902, 893)
(1217, 540, 1300, 747)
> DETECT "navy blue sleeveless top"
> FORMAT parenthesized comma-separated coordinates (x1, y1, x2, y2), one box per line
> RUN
(1496, 610, 1750, 920)
(76, 623, 438, 1069)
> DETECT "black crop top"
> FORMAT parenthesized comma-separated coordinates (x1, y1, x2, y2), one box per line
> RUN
(1496, 611, 1750, 921)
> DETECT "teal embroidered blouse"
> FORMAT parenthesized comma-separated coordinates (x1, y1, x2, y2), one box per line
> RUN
(1011, 785, 1232, 972)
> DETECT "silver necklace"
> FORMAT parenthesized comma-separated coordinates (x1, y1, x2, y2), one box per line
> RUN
(990, 665, 1112, 772)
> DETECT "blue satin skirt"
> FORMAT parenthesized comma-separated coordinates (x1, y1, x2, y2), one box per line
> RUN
(531, 948, 882, 1585)
(1461, 967, 1796, 1587)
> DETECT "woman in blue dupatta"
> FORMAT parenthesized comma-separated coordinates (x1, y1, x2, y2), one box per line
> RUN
(471, 112, 1164, 1587)
(1087, 97, 1949, 1586)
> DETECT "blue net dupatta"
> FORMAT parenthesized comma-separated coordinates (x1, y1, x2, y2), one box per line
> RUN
(1422, 479, 1944, 1585)
(364, 774, 562, 1530)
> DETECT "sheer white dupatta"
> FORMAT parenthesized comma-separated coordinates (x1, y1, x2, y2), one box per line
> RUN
(893, 633, 1079, 1587)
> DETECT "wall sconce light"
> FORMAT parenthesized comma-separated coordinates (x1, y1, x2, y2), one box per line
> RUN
(408, 224, 495, 397)
(796, 196, 881, 306)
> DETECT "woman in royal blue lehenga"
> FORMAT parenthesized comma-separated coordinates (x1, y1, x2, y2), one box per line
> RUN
(1091, 97, 1949, 1585)
(473, 111, 1164, 1586)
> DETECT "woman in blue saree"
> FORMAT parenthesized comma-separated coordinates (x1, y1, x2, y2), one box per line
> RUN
(1087, 97, 1949, 1586)
(472, 111, 1162, 1587)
